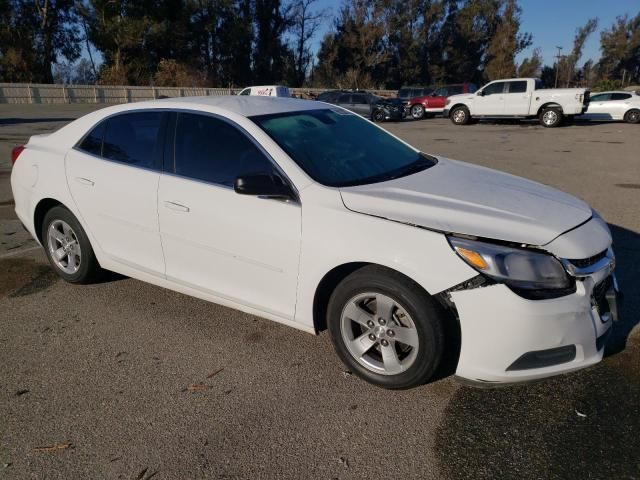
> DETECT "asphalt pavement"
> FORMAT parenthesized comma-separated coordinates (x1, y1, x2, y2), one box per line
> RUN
(1, 104, 639, 479)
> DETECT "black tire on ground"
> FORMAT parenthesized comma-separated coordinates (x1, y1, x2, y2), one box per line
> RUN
(42, 206, 104, 284)
(410, 104, 425, 120)
(327, 265, 445, 389)
(450, 106, 471, 125)
(371, 109, 385, 123)
(624, 109, 640, 124)
(539, 107, 563, 128)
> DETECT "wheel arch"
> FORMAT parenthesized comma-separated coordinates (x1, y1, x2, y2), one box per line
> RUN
(624, 107, 640, 120)
(33, 197, 65, 244)
(312, 261, 445, 333)
(448, 103, 469, 116)
(537, 102, 563, 116)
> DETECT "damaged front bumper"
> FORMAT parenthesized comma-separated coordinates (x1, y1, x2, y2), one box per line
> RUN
(444, 272, 618, 385)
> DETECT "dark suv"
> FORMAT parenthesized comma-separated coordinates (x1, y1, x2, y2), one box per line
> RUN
(324, 91, 405, 122)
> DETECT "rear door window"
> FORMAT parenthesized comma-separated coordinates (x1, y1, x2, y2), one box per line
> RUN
(102, 112, 165, 169)
(507, 81, 528, 93)
(337, 94, 351, 104)
(352, 94, 368, 104)
(610, 93, 631, 100)
(447, 86, 463, 95)
(173, 113, 277, 187)
(590, 93, 611, 101)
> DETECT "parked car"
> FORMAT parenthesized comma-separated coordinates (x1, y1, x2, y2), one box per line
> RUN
(237, 85, 290, 97)
(578, 91, 640, 123)
(444, 78, 589, 127)
(11, 96, 618, 389)
(327, 91, 404, 122)
(315, 89, 353, 103)
(406, 83, 478, 119)
(397, 86, 434, 102)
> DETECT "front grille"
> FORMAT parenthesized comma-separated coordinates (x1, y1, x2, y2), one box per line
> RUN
(568, 249, 608, 269)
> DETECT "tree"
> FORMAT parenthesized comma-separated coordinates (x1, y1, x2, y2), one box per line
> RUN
(314, 0, 388, 89)
(517, 47, 542, 77)
(253, 0, 294, 83)
(289, 0, 327, 86)
(0, 0, 81, 83)
(484, 0, 531, 81)
(598, 13, 640, 86)
(556, 18, 597, 87)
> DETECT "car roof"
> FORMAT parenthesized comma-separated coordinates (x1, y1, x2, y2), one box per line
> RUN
(124, 95, 324, 118)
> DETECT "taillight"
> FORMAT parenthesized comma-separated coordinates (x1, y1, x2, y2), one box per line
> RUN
(11, 145, 25, 166)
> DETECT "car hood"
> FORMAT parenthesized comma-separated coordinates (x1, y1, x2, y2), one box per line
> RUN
(339, 158, 592, 246)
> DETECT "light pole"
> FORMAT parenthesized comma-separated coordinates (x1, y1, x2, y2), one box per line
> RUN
(554, 46, 563, 88)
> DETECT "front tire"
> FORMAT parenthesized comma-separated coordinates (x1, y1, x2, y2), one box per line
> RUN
(327, 265, 445, 389)
(450, 106, 471, 125)
(42, 206, 103, 284)
(624, 109, 640, 124)
(410, 104, 425, 120)
(539, 107, 563, 127)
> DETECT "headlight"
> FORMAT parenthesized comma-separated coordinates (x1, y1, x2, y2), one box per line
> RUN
(445, 99, 451, 106)
(448, 236, 571, 291)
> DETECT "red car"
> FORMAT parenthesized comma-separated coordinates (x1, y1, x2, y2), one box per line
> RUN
(407, 83, 478, 119)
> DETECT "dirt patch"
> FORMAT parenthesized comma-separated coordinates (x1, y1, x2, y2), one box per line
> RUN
(616, 183, 640, 189)
(435, 359, 640, 480)
(0, 258, 58, 297)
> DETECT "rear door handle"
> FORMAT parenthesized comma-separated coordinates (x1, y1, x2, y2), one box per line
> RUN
(164, 201, 190, 212)
(75, 177, 95, 186)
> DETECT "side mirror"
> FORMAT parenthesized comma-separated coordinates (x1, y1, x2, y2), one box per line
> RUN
(477, 90, 485, 96)
(234, 174, 295, 200)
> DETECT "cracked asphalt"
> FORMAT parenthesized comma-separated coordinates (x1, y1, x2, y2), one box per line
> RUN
(1, 104, 639, 479)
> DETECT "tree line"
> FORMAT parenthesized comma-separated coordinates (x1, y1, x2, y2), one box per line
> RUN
(1, 0, 639, 90)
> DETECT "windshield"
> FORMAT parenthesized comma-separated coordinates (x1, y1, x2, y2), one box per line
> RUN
(251, 109, 436, 187)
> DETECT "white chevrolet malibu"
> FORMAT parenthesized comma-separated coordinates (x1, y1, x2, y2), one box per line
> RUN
(10, 96, 619, 389)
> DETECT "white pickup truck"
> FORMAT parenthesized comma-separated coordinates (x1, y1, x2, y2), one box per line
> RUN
(443, 78, 589, 127)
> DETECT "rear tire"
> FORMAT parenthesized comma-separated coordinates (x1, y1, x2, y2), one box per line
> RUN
(327, 265, 445, 389)
(450, 106, 471, 125)
(624, 109, 640, 124)
(42, 206, 103, 284)
(371, 109, 385, 123)
(539, 107, 563, 127)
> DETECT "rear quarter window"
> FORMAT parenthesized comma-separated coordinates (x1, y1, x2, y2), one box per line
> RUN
(77, 121, 106, 156)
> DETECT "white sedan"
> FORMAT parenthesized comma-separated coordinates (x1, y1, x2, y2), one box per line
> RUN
(580, 90, 640, 123)
(10, 96, 619, 389)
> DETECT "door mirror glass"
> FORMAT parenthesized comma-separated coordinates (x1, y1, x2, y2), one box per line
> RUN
(234, 174, 294, 199)
(477, 90, 485, 96)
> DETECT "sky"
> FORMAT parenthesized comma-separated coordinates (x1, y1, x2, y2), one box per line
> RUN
(310, 0, 638, 66)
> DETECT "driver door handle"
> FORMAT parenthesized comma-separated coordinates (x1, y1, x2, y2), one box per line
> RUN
(164, 201, 190, 212)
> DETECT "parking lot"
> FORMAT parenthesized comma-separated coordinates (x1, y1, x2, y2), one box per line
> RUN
(1, 104, 639, 479)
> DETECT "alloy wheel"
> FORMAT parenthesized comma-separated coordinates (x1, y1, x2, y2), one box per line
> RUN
(340, 292, 420, 375)
(543, 110, 559, 126)
(47, 219, 82, 274)
(452, 109, 466, 124)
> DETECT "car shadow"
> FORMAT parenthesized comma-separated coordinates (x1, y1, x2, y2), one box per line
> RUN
(606, 223, 640, 356)
(434, 222, 640, 480)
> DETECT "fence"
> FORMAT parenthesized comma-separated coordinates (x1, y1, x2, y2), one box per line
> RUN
(0, 83, 397, 104)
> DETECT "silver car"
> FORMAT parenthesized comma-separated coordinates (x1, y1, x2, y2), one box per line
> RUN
(580, 90, 640, 123)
